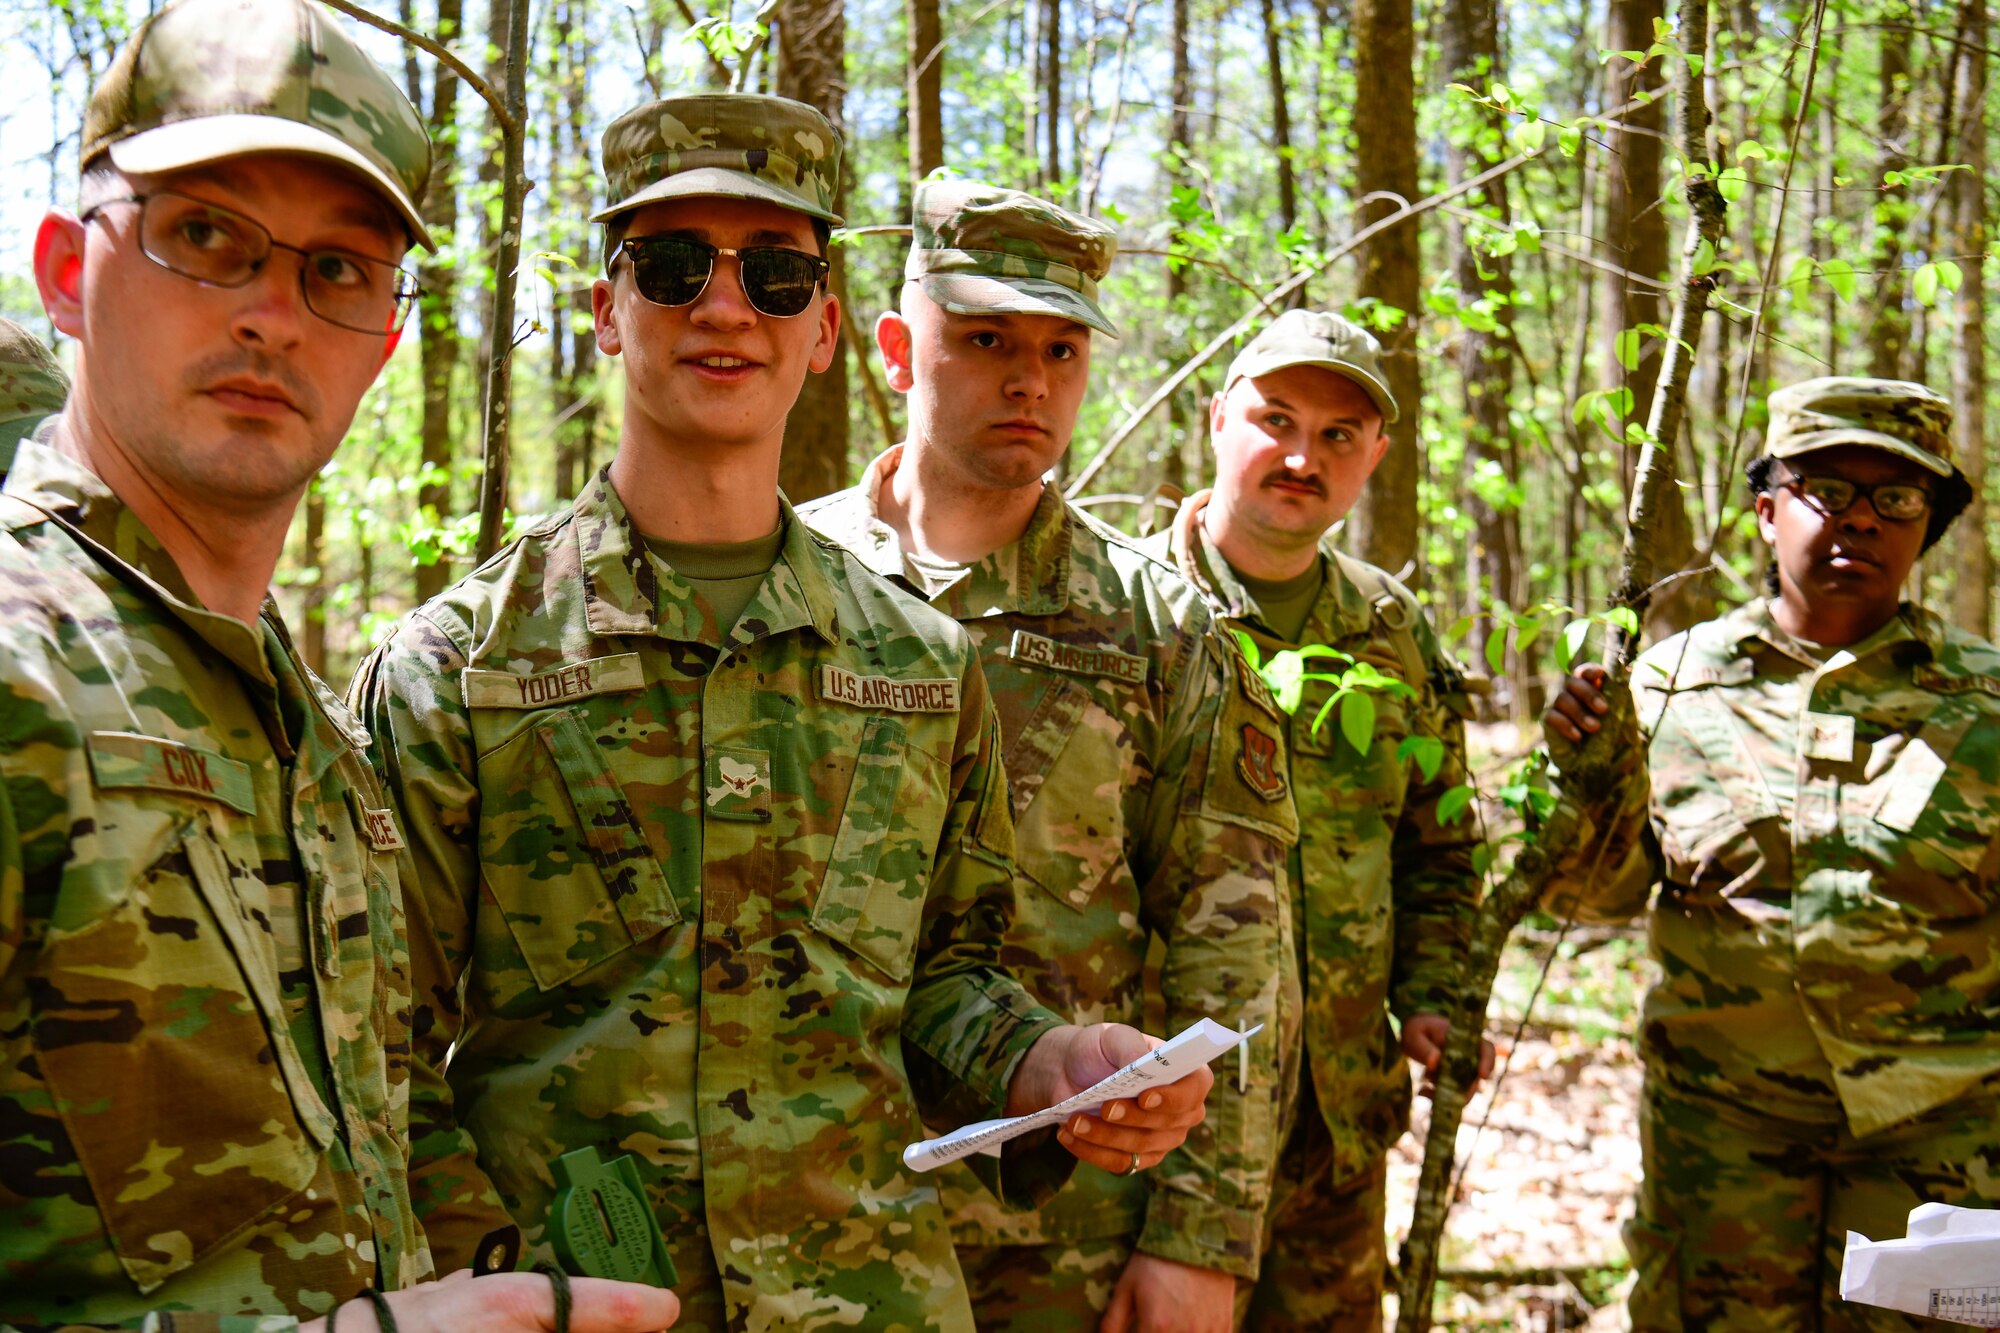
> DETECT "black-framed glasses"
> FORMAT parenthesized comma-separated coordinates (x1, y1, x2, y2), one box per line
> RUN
(82, 192, 420, 336)
(1776, 468, 1933, 523)
(617, 235, 829, 318)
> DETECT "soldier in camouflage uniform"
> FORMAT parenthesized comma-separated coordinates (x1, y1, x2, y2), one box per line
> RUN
(0, 317, 68, 477)
(0, 2, 679, 1330)
(800, 178, 1295, 1333)
(1545, 378, 2000, 1332)
(1142, 309, 1486, 1332)
(353, 96, 1215, 1333)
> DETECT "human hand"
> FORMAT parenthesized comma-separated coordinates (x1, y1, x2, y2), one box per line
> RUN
(1402, 1012, 1496, 1099)
(1544, 663, 1614, 746)
(1100, 1253, 1238, 1333)
(299, 1269, 680, 1332)
(1006, 1022, 1212, 1176)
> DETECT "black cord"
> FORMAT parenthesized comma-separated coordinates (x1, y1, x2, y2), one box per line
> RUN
(363, 1288, 399, 1333)
(536, 1264, 574, 1333)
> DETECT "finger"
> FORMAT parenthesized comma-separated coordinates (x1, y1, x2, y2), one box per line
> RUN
(566, 1277, 682, 1333)
(1552, 693, 1600, 733)
(1062, 1114, 1198, 1161)
(1100, 1273, 1136, 1333)
(1577, 663, 1610, 687)
(1132, 1065, 1214, 1114)
(1545, 713, 1582, 743)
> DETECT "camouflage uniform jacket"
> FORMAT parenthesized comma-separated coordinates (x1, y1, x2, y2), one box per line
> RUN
(801, 450, 1297, 1279)
(351, 469, 1065, 1332)
(1145, 494, 1480, 1182)
(1545, 598, 2000, 1138)
(0, 439, 432, 1332)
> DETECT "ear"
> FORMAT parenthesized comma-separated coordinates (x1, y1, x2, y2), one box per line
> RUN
(807, 289, 841, 375)
(876, 310, 915, 393)
(1362, 427, 1393, 475)
(34, 212, 88, 338)
(1755, 491, 1778, 546)
(1208, 388, 1228, 435)
(592, 276, 622, 357)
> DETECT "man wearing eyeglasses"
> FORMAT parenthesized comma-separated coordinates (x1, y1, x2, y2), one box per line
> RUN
(799, 178, 1294, 1333)
(353, 95, 1218, 1333)
(0, 0, 680, 1329)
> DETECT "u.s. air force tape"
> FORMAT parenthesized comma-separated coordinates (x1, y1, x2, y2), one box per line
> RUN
(819, 665, 960, 712)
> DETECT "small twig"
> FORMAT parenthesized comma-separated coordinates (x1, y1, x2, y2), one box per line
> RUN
(728, 0, 785, 93)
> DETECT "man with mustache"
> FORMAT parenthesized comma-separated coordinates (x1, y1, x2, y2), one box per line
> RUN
(1143, 308, 1487, 1331)
(802, 178, 1294, 1333)
(0, 0, 679, 1328)
(353, 100, 1214, 1333)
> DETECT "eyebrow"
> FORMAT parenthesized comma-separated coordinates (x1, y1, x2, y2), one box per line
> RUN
(1258, 393, 1366, 426)
(650, 226, 813, 249)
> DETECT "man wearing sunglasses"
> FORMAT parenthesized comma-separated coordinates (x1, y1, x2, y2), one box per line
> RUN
(354, 95, 1217, 1333)
(0, 0, 680, 1329)
(800, 178, 1294, 1333)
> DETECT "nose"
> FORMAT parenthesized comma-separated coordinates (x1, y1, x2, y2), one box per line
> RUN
(1840, 493, 1886, 531)
(1004, 353, 1048, 402)
(229, 250, 310, 352)
(689, 252, 758, 330)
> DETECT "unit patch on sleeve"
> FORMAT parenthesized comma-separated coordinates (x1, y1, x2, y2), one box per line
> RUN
(1006, 630, 1149, 685)
(820, 665, 961, 713)
(1237, 722, 1288, 802)
(462, 652, 648, 709)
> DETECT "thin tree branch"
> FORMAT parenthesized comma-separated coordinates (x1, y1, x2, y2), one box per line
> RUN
(317, 0, 515, 136)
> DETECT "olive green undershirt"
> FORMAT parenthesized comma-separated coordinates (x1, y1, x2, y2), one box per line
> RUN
(1231, 557, 1327, 646)
(643, 524, 786, 635)
(904, 548, 973, 600)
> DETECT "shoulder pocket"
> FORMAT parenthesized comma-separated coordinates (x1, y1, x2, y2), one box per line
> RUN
(477, 708, 682, 990)
(1004, 677, 1126, 912)
(30, 807, 326, 1295)
(810, 716, 945, 981)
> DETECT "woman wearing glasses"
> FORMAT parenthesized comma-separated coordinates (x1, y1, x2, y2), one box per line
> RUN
(1541, 377, 2000, 1332)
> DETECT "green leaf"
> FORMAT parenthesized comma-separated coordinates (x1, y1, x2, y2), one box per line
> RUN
(1557, 618, 1593, 671)
(1820, 257, 1858, 303)
(1437, 784, 1478, 827)
(1717, 166, 1747, 203)
(1938, 260, 1965, 293)
(1691, 238, 1718, 276)
(1915, 262, 1941, 307)
(1511, 118, 1548, 153)
(1606, 606, 1642, 637)
(1472, 843, 1496, 876)
(1397, 735, 1446, 783)
(1232, 629, 1263, 671)
(1614, 327, 1643, 371)
(1485, 626, 1508, 674)
(1737, 138, 1768, 162)
(1558, 124, 1583, 157)
(1340, 689, 1377, 754)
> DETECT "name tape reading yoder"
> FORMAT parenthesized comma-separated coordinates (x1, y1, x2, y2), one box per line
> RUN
(901, 1018, 1262, 1174)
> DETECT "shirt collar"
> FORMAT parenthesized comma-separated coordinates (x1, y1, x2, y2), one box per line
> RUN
(2, 437, 277, 684)
(1178, 488, 1368, 642)
(573, 467, 839, 646)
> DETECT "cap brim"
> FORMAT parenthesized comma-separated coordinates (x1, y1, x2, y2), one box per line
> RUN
(592, 166, 843, 226)
(108, 116, 433, 252)
(919, 273, 1118, 339)
(1227, 352, 1399, 424)
(1771, 429, 1956, 478)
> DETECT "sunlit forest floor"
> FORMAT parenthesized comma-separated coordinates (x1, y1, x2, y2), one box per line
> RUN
(1379, 723, 1657, 1331)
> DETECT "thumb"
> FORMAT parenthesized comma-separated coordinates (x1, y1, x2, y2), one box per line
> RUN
(1086, 1023, 1158, 1076)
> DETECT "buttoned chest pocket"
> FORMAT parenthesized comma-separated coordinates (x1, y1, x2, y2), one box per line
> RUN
(1865, 719, 2000, 919)
(477, 708, 682, 990)
(1004, 676, 1130, 913)
(30, 798, 325, 1296)
(810, 717, 949, 981)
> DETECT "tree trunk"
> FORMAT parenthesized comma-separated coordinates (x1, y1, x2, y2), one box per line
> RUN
(1950, 0, 1990, 637)
(1342, 0, 1422, 578)
(776, 0, 851, 501)
(1260, 0, 1298, 238)
(1041, 0, 1062, 188)
(409, 0, 463, 603)
(907, 0, 943, 180)
(1161, 0, 1194, 501)
(1440, 0, 1521, 714)
(472, 0, 531, 563)
(552, 0, 597, 502)
(1867, 23, 1914, 378)
(302, 479, 327, 675)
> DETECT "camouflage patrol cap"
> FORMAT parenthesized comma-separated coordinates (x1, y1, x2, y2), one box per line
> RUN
(1224, 308, 1399, 423)
(594, 94, 843, 227)
(1766, 377, 1956, 478)
(0, 318, 69, 454)
(905, 177, 1119, 338)
(81, 0, 432, 250)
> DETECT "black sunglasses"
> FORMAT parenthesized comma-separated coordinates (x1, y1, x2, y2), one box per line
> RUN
(616, 235, 829, 318)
